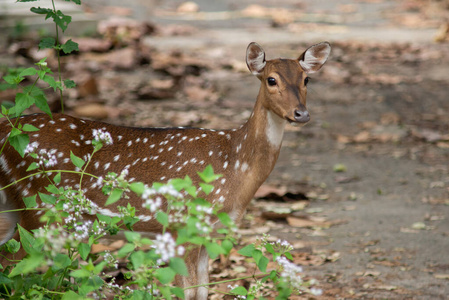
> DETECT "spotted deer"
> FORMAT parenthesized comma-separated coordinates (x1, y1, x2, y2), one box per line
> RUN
(0, 41, 330, 299)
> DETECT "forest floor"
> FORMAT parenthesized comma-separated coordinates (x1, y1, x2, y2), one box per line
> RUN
(1, 0, 449, 299)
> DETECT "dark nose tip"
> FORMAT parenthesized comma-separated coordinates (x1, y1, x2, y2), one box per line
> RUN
(294, 109, 310, 123)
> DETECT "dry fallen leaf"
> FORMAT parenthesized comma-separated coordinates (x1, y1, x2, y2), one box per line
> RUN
(287, 216, 331, 229)
(91, 239, 125, 254)
(434, 274, 449, 280)
(73, 103, 110, 119)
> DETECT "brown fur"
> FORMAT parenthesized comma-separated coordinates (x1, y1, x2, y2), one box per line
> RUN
(0, 42, 330, 299)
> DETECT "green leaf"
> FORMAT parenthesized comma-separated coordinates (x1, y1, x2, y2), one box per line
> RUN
(221, 239, 233, 255)
(19, 67, 37, 77)
(169, 257, 188, 276)
(197, 165, 222, 183)
(30, 7, 52, 15)
(70, 151, 85, 169)
(257, 256, 269, 272)
(154, 267, 176, 284)
(62, 39, 79, 54)
(130, 251, 145, 269)
(64, 79, 76, 89)
(39, 37, 55, 50)
(8, 133, 29, 157)
(45, 184, 60, 195)
(199, 183, 214, 195)
(0, 272, 13, 285)
(3, 239, 20, 254)
(61, 291, 84, 300)
(78, 242, 91, 261)
(8, 254, 44, 277)
(38, 192, 56, 205)
(252, 249, 263, 264)
(14, 93, 35, 115)
(205, 242, 225, 259)
(9, 127, 22, 138)
(124, 231, 141, 243)
(105, 188, 123, 206)
(53, 172, 61, 184)
(129, 182, 145, 195)
(117, 243, 135, 257)
(231, 286, 248, 296)
(69, 267, 91, 279)
(34, 94, 52, 117)
(264, 242, 275, 255)
(218, 212, 234, 227)
(156, 211, 169, 227)
(23, 195, 37, 208)
(42, 73, 57, 89)
(1, 104, 9, 115)
(171, 287, 185, 299)
(52, 10, 72, 32)
(159, 286, 173, 300)
(169, 176, 193, 192)
(26, 162, 39, 171)
(238, 244, 255, 257)
(22, 124, 39, 132)
(70, 0, 81, 4)
(53, 253, 71, 271)
(18, 225, 39, 255)
(3, 74, 21, 85)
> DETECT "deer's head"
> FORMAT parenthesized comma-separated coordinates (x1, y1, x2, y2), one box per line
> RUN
(246, 42, 331, 125)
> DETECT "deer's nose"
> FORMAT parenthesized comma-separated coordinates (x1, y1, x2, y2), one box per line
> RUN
(294, 109, 310, 123)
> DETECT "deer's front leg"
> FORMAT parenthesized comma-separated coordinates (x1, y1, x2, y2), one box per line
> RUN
(176, 245, 209, 300)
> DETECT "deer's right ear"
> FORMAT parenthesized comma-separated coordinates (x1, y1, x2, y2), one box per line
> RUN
(246, 42, 266, 76)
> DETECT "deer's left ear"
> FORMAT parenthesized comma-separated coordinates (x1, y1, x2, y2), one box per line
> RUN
(246, 42, 266, 76)
(298, 42, 331, 74)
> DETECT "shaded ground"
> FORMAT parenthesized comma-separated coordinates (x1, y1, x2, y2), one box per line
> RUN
(1, 0, 449, 299)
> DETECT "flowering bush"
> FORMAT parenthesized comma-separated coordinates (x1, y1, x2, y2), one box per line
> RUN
(0, 0, 323, 299)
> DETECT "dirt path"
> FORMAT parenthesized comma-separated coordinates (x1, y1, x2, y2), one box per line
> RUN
(140, 1, 449, 298)
(2, 0, 449, 298)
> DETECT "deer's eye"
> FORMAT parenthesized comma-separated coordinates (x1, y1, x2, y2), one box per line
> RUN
(304, 77, 310, 86)
(267, 77, 277, 86)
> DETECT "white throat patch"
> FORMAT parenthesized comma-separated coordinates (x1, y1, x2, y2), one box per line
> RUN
(266, 110, 286, 148)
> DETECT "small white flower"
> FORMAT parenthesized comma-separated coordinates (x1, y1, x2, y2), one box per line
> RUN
(310, 287, 323, 296)
(152, 232, 183, 264)
(92, 129, 113, 145)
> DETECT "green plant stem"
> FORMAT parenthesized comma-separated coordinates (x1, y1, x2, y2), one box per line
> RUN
(78, 147, 98, 191)
(184, 272, 269, 290)
(51, 0, 64, 113)
(0, 169, 99, 192)
(1, 283, 11, 297)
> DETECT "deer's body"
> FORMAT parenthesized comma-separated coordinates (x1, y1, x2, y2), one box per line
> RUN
(0, 42, 330, 299)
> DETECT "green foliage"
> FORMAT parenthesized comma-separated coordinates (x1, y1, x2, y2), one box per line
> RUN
(0, 1, 322, 299)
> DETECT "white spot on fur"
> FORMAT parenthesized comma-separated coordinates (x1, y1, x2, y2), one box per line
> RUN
(0, 155, 11, 175)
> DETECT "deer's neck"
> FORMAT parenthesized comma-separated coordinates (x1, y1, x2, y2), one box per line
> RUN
(226, 95, 286, 218)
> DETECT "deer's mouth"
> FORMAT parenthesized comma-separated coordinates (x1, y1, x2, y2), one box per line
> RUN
(286, 116, 310, 126)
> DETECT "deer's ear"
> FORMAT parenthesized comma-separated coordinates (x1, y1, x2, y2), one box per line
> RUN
(246, 42, 266, 75)
(298, 42, 331, 74)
